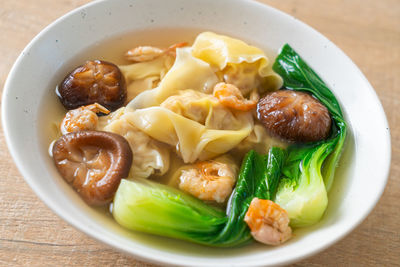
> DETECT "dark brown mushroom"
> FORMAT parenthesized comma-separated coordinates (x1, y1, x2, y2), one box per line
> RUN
(52, 131, 133, 205)
(57, 60, 126, 111)
(257, 90, 331, 143)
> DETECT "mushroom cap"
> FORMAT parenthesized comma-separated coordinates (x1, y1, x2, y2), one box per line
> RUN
(52, 130, 133, 205)
(257, 90, 331, 143)
(57, 60, 126, 111)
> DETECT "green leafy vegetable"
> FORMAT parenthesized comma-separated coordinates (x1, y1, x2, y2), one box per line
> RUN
(113, 148, 286, 247)
(212, 148, 286, 246)
(113, 178, 227, 243)
(272, 44, 347, 227)
(255, 147, 287, 201)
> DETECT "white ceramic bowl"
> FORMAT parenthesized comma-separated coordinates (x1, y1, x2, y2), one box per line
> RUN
(2, 0, 391, 266)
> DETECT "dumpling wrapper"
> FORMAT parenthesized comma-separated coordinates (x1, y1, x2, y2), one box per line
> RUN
(191, 31, 283, 93)
(124, 90, 253, 163)
(126, 47, 219, 110)
(119, 54, 174, 102)
(98, 108, 170, 179)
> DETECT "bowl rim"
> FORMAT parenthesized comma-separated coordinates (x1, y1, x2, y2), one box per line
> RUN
(1, 0, 392, 266)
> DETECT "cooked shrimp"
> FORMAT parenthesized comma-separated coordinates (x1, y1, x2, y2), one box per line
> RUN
(125, 46, 164, 62)
(60, 103, 110, 135)
(213, 82, 257, 111)
(125, 42, 188, 62)
(244, 198, 292, 245)
(179, 160, 236, 203)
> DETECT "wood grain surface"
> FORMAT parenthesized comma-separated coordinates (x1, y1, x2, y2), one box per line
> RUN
(0, 0, 399, 266)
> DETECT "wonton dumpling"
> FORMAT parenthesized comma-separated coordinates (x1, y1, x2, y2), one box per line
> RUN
(160, 90, 244, 130)
(126, 47, 219, 110)
(191, 32, 283, 94)
(119, 55, 174, 101)
(222, 62, 261, 96)
(124, 90, 253, 163)
(98, 108, 170, 179)
(124, 76, 159, 101)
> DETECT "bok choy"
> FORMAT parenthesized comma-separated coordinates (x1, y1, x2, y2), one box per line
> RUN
(113, 148, 286, 247)
(272, 44, 347, 227)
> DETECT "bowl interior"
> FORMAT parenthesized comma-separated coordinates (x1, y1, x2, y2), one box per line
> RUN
(2, 0, 390, 266)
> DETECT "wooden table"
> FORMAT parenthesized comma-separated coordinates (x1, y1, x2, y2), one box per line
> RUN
(1, 0, 399, 266)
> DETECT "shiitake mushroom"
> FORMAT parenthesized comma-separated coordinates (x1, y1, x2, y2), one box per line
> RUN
(57, 60, 126, 111)
(257, 90, 331, 143)
(52, 131, 133, 205)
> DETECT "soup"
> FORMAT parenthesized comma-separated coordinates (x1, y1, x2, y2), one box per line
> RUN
(47, 31, 347, 247)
